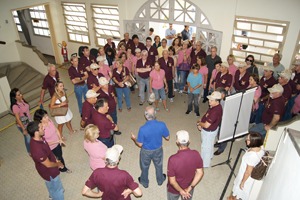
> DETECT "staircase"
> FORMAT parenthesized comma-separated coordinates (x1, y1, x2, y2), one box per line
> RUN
(0, 62, 50, 116)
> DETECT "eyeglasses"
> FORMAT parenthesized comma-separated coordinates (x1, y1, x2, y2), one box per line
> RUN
(246, 58, 253, 62)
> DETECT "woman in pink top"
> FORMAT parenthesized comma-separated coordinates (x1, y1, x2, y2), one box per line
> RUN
(119, 52, 134, 73)
(177, 40, 192, 92)
(150, 62, 169, 111)
(227, 54, 238, 76)
(97, 56, 112, 82)
(197, 56, 208, 89)
(248, 74, 262, 123)
(34, 109, 71, 173)
(209, 61, 222, 92)
(10, 88, 31, 154)
(116, 42, 126, 57)
(83, 124, 107, 170)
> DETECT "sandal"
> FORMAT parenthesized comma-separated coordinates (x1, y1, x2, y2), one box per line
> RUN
(118, 108, 122, 112)
(155, 107, 160, 111)
(165, 108, 170, 112)
(127, 107, 131, 111)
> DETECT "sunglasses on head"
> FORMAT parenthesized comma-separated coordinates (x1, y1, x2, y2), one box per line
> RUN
(246, 58, 253, 62)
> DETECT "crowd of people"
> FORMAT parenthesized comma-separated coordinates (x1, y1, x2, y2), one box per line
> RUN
(8, 24, 300, 200)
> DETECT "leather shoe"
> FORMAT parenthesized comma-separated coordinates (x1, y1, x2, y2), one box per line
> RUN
(114, 131, 122, 135)
(214, 150, 223, 156)
(214, 143, 220, 148)
(138, 177, 148, 188)
(158, 174, 166, 186)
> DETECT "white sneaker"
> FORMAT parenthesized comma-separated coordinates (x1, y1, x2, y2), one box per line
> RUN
(159, 98, 162, 102)
(179, 90, 183, 94)
(174, 89, 178, 92)
(169, 98, 174, 103)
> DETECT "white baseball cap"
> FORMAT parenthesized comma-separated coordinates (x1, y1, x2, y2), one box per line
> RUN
(105, 145, 123, 162)
(99, 77, 109, 86)
(263, 65, 275, 71)
(235, 61, 247, 68)
(279, 70, 292, 80)
(176, 130, 189, 144)
(221, 62, 229, 68)
(96, 56, 106, 63)
(90, 63, 99, 70)
(268, 84, 284, 94)
(207, 91, 222, 100)
(86, 90, 100, 98)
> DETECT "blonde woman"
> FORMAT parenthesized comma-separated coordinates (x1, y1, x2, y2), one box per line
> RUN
(49, 81, 76, 138)
(84, 124, 107, 170)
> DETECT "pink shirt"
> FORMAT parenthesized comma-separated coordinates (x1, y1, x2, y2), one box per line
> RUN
(43, 119, 59, 150)
(228, 64, 237, 76)
(177, 48, 192, 65)
(133, 56, 141, 75)
(150, 69, 165, 89)
(98, 65, 111, 81)
(253, 86, 262, 110)
(123, 59, 133, 72)
(199, 65, 208, 83)
(84, 139, 107, 170)
(292, 94, 300, 114)
(12, 101, 31, 127)
(210, 69, 219, 88)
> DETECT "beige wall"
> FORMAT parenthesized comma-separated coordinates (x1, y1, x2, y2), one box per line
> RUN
(0, 0, 299, 67)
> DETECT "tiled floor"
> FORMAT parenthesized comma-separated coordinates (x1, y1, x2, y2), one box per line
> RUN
(0, 67, 246, 200)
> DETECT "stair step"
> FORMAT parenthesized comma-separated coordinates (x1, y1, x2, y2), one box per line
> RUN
(12, 69, 39, 89)
(7, 65, 27, 85)
(17, 73, 43, 94)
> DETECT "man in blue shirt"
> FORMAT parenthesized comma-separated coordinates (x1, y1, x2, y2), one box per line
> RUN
(181, 25, 191, 41)
(131, 106, 170, 188)
(165, 23, 176, 46)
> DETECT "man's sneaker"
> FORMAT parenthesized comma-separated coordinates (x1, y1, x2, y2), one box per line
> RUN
(185, 111, 190, 115)
(114, 131, 122, 135)
(174, 88, 178, 92)
(169, 98, 174, 103)
(139, 101, 145, 106)
(179, 90, 183, 94)
(138, 177, 148, 188)
(196, 112, 200, 117)
(158, 174, 166, 186)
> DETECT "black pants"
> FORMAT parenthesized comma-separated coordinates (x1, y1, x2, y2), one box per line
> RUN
(203, 75, 211, 101)
(52, 144, 67, 172)
(167, 80, 173, 98)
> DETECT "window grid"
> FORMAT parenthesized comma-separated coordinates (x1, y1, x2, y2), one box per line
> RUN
(62, 2, 90, 44)
(231, 16, 289, 65)
(29, 5, 50, 37)
(92, 4, 120, 46)
(12, 11, 22, 32)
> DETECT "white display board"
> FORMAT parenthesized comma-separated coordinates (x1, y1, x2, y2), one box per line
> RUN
(218, 88, 256, 143)
(256, 128, 300, 199)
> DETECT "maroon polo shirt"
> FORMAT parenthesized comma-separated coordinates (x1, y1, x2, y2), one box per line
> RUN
(98, 85, 117, 114)
(42, 72, 60, 97)
(201, 104, 223, 131)
(104, 42, 116, 51)
(167, 148, 203, 195)
(87, 72, 104, 89)
(190, 49, 207, 66)
(158, 57, 174, 81)
(120, 39, 134, 50)
(136, 59, 152, 79)
(30, 138, 60, 181)
(215, 72, 233, 89)
(262, 96, 285, 125)
(68, 65, 86, 85)
(233, 71, 250, 91)
(145, 46, 158, 66)
(292, 72, 300, 94)
(282, 83, 292, 102)
(85, 166, 139, 200)
(259, 76, 277, 101)
(81, 100, 95, 126)
(92, 112, 116, 139)
(112, 67, 129, 88)
(79, 55, 96, 69)
(131, 42, 145, 56)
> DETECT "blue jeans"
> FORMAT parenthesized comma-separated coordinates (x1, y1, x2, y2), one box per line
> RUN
(99, 136, 114, 148)
(139, 77, 150, 102)
(167, 189, 194, 200)
(45, 176, 64, 200)
(178, 71, 188, 91)
(255, 102, 265, 124)
(74, 84, 88, 114)
(187, 93, 200, 114)
(153, 87, 167, 100)
(249, 123, 267, 140)
(115, 87, 131, 109)
(17, 126, 30, 153)
(140, 147, 165, 187)
(110, 108, 117, 124)
(201, 128, 219, 168)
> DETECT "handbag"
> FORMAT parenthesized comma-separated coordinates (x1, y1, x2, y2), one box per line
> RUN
(251, 151, 272, 180)
(49, 92, 68, 117)
(123, 68, 136, 87)
(178, 62, 191, 71)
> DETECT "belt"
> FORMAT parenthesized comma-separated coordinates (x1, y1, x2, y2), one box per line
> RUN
(75, 82, 85, 86)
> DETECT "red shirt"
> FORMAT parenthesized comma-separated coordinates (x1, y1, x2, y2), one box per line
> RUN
(120, 39, 134, 50)
(68, 65, 86, 85)
(259, 76, 277, 101)
(98, 85, 117, 114)
(131, 42, 145, 56)
(233, 70, 250, 91)
(158, 57, 174, 81)
(282, 83, 292, 103)
(167, 148, 203, 195)
(136, 59, 152, 79)
(145, 46, 158, 66)
(112, 67, 129, 88)
(215, 72, 233, 89)
(85, 166, 139, 200)
(42, 72, 59, 97)
(92, 111, 116, 139)
(87, 72, 104, 89)
(81, 100, 95, 126)
(201, 104, 223, 131)
(262, 96, 285, 124)
(190, 49, 207, 66)
(30, 138, 60, 181)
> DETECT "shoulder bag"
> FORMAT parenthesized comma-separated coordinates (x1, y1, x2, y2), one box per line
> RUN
(49, 92, 68, 117)
(251, 151, 273, 180)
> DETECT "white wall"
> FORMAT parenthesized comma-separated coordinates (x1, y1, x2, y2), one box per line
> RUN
(1, 0, 299, 66)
